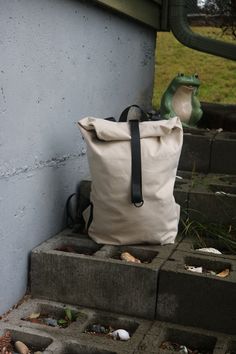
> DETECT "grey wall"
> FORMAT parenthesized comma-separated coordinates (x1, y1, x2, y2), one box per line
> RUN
(0, 0, 156, 314)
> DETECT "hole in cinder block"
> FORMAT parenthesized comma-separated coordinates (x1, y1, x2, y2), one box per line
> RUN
(193, 238, 236, 256)
(1, 329, 52, 353)
(223, 134, 236, 140)
(54, 243, 102, 255)
(174, 179, 186, 186)
(219, 176, 236, 184)
(209, 185, 236, 194)
(62, 343, 117, 354)
(21, 303, 86, 328)
(184, 256, 231, 276)
(84, 314, 139, 339)
(159, 327, 216, 353)
(226, 340, 236, 353)
(111, 246, 158, 264)
(184, 129, 207, 136)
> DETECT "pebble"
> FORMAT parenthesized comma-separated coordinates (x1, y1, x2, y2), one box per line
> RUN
(88, 324, 108, 334)
(43, 317, 58, 327)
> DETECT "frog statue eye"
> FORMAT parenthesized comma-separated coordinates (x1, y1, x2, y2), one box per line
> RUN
(194, 73, 199, 78)
(178, 73, 184, 77)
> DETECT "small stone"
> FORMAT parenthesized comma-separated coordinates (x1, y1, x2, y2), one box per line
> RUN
(43, 317, 58, 327)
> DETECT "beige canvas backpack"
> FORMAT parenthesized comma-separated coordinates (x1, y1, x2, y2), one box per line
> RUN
(78, 106, 183, 245)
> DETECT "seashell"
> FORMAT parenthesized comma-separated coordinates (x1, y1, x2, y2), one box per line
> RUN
(196, 247, 222, 255)
(216, 268, 230, 278)
(111, 329, 130, 341)
(120, 252, 141, 264)
(185, 265, 203, 273)
(14, 341, 30, 354)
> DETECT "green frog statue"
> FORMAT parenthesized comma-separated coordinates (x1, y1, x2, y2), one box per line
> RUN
(160, 73, 203, 127)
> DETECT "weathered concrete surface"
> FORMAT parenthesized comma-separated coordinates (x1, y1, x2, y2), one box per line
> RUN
(31, 232, 176, 319)
(138, 321, 227, 354)
(179, 128, 236, 175)
(77, 171, 236, 228)
(178, 129, 215, 173)
(1, 298, 152, 354)
(211, 132, 236, 174)
(156, 249, 236, 334)
(1, 298, 236, 353)
(0, 0, 156, 314)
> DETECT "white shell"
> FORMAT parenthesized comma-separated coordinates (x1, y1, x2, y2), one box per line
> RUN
(14, 341, 30, 354)
(179, 345, 188, 354)
(111, 329, 130, 341)
(185, 266, 203, 273)
(196, 247, 222, 255)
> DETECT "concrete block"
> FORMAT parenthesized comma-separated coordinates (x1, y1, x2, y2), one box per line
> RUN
(74, 309, 150, 353)
(211, 132, 236, 174)
(31, 232, 175, 319)
(156, 249, 236, 334)
(0, 324, 56, 353)
(3, 300, 150, 354)
(177, 234, 236, 261)
(226, 339, 236, 354)
(4, 298, 88, 337)
(55, 340, 122, 354)
(174, 177, 190, 222)
(174, 171, 236, 225)
(188, 188, 236, 225)
(188, 180, 236, 225)
(178, 129, 214, 173)
(137, 321, 226, 354)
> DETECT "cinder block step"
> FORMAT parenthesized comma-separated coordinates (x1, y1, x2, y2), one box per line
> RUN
(1, 297, 236, 353)
(2, 298, 150, 354)
(76, 172, 236, 227)
(179, 128, 236, 174)
(156, 243, 236, 335)
(174, 171, 236, 225)
(30, 230, 177, 319)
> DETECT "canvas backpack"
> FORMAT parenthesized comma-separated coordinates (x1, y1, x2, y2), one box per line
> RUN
(78, 106, 183, 245)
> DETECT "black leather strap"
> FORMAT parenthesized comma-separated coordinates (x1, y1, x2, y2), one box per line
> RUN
(105, 117, 116, 122)
(87, 203, 94, 231)
(130, 120, 144, 207)
(119, 105, 148, 122)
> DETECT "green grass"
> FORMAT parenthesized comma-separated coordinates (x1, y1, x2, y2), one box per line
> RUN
(153, 27, 236, 109)
(181, 217, 236, 254)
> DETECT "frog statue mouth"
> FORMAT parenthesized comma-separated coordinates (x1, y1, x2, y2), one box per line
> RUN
(183, 85, 195, 91)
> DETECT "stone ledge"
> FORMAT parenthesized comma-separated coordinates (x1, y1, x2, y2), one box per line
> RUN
(156, 249, 236, 334)
(1, 307, 236, 353)
(31, 233, 176, 319)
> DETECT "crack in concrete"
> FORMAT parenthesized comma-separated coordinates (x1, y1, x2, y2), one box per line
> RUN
(0, 152, 85, 180)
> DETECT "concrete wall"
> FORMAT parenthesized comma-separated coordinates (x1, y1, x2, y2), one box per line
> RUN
(0, 0, 156, 314)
